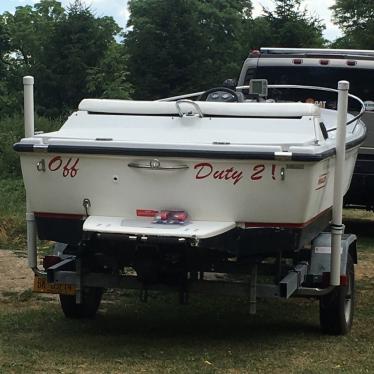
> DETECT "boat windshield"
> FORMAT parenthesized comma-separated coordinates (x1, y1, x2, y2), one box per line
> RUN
(245, 66, 374, 111)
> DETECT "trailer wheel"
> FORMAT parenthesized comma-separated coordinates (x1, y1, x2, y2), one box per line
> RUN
(319, 255, 355, 335)
(59, 287, 103, 319)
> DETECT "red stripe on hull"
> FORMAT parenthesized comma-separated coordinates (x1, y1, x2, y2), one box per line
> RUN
(35, 212, 84, 220)
(244, 208, 332, 229)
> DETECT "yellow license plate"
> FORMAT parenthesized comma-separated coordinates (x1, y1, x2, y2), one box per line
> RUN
(33, 275, 76, 295)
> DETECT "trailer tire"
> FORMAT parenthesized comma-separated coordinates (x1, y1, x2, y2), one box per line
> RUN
(59, 287, 103, 319)
(319, 255, 355, 335)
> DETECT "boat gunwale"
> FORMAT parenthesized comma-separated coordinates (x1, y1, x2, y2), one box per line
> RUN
(13, 132, 365, 162)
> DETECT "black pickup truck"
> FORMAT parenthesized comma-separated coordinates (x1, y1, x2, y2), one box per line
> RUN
(238, 47, 374, 210)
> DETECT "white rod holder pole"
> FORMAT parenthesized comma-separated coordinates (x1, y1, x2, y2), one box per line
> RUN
(23, 76, 37, 269)
(330, 80, 349, 286)
(23, 76, 34, 138)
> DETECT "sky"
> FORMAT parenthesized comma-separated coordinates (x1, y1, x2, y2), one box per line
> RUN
(0, 0, 341, 41)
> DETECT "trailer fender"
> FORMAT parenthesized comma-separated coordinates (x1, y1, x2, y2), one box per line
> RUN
(309, 232, 357, 277)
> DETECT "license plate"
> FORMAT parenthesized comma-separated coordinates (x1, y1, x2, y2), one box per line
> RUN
(33, 275, 76, 295)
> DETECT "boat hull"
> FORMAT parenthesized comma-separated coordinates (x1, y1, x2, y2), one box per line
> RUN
(20, 147, 358, 250)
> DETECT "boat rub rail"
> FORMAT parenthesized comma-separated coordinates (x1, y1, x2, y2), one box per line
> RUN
(13, 134, 366, 162)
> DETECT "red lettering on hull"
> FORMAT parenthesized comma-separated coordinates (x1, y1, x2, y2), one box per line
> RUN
(194, 162, 284, 186)
(194, 163, 243, 185)
(251, 165, 265, 180)
(48, 156, 80, 178)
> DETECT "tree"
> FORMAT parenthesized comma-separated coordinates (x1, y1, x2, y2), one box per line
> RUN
(125, 0, 253, 99)
(0, 22, 10, 62)
(0, 22, 16, 117)
(331, 0, 374, 48)
(86, 43, 134, 99)
(0, 0, 130, 116)
(261, 0, 326, 47)
(37, 1, 122, 114)
(2, 1, 65, 68)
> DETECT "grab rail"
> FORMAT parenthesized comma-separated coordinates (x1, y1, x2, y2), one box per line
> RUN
(160, 85, 365, 130)
(237, 84, 366, 129)
(128, 160, 189, 170)
(175, 99, 204, 118)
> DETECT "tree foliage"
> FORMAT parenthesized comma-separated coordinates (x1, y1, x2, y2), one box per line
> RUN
(125, 0, 326, 99)
(261, 0, 325, 47)
(125, 0, 253, 99)
(331, 0, 374, 48)
(0, 0, 332, 115)
(0, 22, 14, 116)
(0, 0, 132, 117)
(35, 1, 122, 114)
(86, 43, 134, 99)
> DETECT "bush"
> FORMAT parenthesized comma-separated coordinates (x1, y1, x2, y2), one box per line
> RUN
(0, 178, 26, 250)
(0, 114, 64, 178)
(0, 178, 26, 215)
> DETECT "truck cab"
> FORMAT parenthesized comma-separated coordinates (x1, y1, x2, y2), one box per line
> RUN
(238, 47, 374, 209)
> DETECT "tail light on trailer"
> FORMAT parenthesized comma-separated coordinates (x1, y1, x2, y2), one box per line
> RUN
(319, 59, 330, 65)
(322, 272, 348, 287)
(43, 255, 62, 270)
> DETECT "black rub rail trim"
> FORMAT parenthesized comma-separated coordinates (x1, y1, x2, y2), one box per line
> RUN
(291, 133, 366, 161)
(29, 144, 279, 160)
(13, 143, 34, 152)
(13, 133, 365, 161)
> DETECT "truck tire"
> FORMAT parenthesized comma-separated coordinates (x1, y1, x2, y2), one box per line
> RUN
(319, 255, 355, 335)
(59, 287, 103, 319)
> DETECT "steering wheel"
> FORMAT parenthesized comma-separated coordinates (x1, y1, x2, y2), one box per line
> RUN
(198, 87, 240, 102)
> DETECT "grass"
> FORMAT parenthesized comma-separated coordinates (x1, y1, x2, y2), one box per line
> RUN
(0, 284, 374, 374)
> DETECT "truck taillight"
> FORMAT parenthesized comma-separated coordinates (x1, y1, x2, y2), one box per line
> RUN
(293, 58, 303, 65)
(320, 59, 329, 65)
(251, 49, 261, 57)
(347, 60, 357, 66)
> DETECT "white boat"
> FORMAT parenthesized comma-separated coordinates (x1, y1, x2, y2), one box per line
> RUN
(14, 82, 366, 255)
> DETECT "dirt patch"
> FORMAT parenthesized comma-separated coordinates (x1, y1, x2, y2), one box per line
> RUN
(0, 250, 33, 293)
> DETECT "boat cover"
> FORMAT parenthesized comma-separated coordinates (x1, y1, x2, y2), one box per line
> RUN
(79, 99, 320, 117)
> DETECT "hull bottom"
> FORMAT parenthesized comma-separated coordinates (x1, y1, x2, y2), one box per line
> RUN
(35, 209, 332, 256)
(36, 213, 84, 244)
(235, 209, 331, 255)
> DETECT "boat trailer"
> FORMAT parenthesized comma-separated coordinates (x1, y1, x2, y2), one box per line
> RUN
(22, 77, 357, 334)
